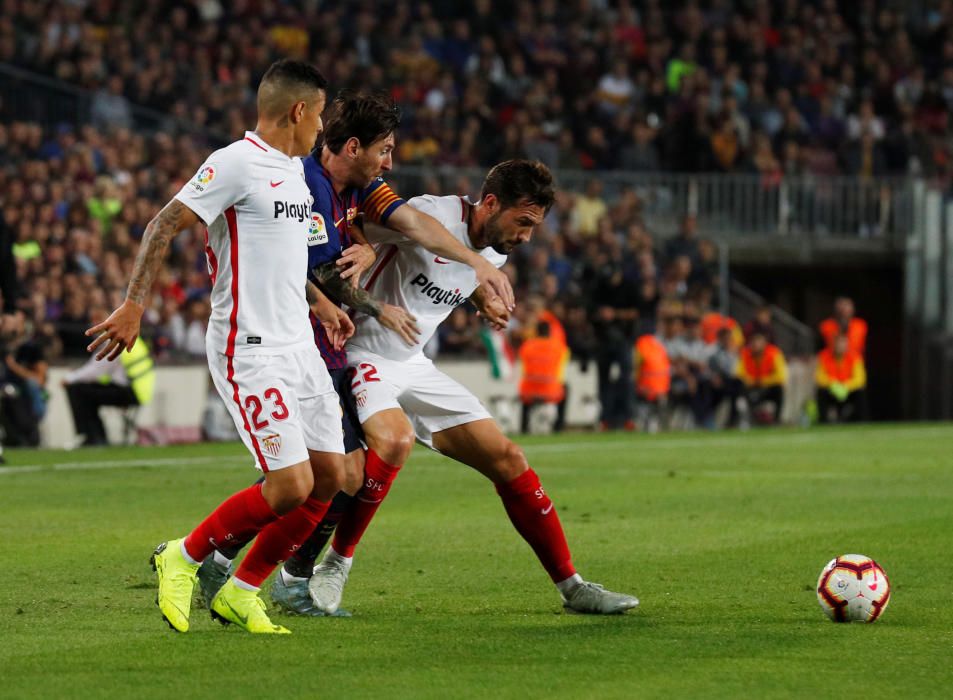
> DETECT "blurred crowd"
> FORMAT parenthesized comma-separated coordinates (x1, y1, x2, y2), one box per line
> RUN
(4, 0, 953, 179)
(0, 121, 213, 362)
(1, 0, 902, 444)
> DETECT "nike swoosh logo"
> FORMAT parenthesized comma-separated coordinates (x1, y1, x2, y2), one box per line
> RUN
(270, 180, 284, 188)
(221, 598, 249, 625)
(335, 217, 346, 227)
(434, 256, 450, 264)
(541, 503, 554, 515)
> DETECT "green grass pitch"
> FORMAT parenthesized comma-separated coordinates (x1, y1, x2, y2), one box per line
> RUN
(1, 425, 952, 699)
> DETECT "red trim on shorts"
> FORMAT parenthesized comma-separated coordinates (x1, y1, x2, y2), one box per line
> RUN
(223, 206, 268, 471)
(244, 136, 268, 152)
(363, 244, 399, 292)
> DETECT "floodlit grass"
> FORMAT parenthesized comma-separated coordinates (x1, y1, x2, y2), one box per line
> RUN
(1, 425, 951, 698)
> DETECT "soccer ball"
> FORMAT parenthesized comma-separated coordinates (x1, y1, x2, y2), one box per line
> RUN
(816, 554, 891, 623)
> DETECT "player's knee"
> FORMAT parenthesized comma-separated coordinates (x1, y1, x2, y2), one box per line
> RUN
(371, 424, 415, 465)
(264, 467, 314, 514)
(497, 440, 529, 482)
(311, 455, 347, 501)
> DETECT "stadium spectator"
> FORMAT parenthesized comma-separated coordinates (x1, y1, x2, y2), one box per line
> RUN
(743, 304, 777, 345)
(678, 303, 717, 428)
(62, 314, 154, 447)
(518, 320, 569, 434)
(816, 333, 868, 424)
(819, 296, 868, 357)
(0, 323, 47, 447)
(591, 252, 640, 431)
(736, 331, 788, 426)
(708, 326, 743, 428)
(570, 180, 608, 238)
(664, 215, 701, 267)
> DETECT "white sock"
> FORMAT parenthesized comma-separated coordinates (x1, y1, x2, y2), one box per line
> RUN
(213, 550, 233, 567)
(280, 568, 307, 585)
(324, 547, 353, 569)
(232, 576, 259, 592)
(179, 540, 200, 565)
(555, 573, 584, 595)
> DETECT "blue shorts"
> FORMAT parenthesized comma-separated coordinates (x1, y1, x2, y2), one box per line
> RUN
(329, 367, 364, 453)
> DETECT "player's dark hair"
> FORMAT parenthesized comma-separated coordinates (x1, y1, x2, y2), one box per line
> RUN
(257, 60, 328, 117)
(480, 160, 555, 213)
(322, 90, 402, 154)
(260, 59, 329, 93)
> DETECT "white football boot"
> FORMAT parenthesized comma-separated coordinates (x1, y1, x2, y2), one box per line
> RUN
(308, 550, 351, 613)
(561, 581, 640, 614)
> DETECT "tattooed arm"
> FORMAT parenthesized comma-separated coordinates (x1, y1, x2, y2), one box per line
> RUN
(86, 200, 199, 360)
(313, 261, 421, 346)
(305, 279, 321, 306)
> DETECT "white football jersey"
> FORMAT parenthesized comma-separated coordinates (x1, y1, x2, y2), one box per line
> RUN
(175, 132, 314, 356)
(348, 195, 506, 361)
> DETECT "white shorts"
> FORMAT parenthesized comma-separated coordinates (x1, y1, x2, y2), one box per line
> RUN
(208, 343, 344, 471)
(346, 347, 491, 449)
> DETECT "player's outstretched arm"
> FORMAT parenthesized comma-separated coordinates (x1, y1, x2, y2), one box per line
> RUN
(470, 285, 510, 331)
(86, 200, 199, 360)
(385, 205, 515, 311)
(313, 262, 420, 346)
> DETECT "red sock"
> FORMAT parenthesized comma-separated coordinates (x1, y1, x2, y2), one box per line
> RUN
(331, 449, 401, 557)
(496, 468, 576, 583)
(234, 496, 331, 588)
(183, 483, 277, 562)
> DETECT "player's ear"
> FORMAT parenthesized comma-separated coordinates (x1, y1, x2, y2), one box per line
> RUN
(483, 193, 500, 213)
(290, 100, 307, 124)
(345, 136, 361, 159)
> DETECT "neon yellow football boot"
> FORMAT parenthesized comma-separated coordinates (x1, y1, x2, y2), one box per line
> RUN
(210, 578, 291, 634)
(149, 539, 199, 632)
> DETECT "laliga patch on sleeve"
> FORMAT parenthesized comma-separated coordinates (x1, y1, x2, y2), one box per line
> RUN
(188, 164, 217, 193)
(308, 213, 329, 245)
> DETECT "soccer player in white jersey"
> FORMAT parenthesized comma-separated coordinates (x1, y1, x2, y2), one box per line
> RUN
(308, 160, 640, 614)
(87, 60, 358, 634)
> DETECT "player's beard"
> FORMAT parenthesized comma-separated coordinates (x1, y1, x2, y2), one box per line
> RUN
(484, 211, 513, 255)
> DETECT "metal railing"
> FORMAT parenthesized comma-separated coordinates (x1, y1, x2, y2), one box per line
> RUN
(3, 62, 920, 244)
(727, 279, 815, 358)
(386, 166, 917, 244)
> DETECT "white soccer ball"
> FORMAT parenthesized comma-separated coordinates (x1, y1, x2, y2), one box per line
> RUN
(816, 554, 891, 623)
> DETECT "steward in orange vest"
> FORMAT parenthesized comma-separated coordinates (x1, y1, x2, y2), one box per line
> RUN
(519, 321, 569, 433)
(701, 311, 743, 348)
(633, 334, 670, 402)
(815, 333, 867, 423)
(735, 332, 787, 424)
(819, 296, 867, 356)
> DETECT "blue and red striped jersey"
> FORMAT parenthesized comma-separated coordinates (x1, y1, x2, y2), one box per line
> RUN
(303, 151, 405, 369)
